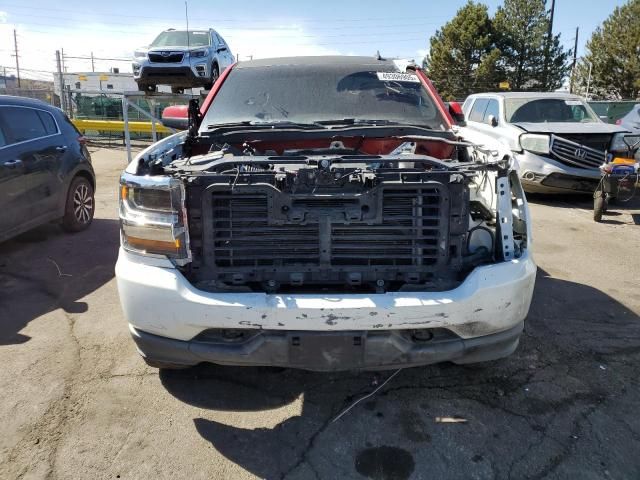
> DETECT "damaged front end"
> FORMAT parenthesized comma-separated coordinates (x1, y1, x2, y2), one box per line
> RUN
(120, 130, 530, 296)
(116, 59, 536, 370)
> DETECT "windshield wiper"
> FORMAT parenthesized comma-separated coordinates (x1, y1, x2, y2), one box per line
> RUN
(315, 118, 432, 128)
(206, 120, 325, 131)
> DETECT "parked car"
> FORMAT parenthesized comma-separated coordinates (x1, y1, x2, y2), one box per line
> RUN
(0, 96, 95, 243)
(616, 103, 640, 133)
(116, 56, 536, 371)
(132, 28, 235, 93)
(460, 92, 631, 193)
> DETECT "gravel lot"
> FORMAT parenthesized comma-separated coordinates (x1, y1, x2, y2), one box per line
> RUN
(1, 147, 639, 480)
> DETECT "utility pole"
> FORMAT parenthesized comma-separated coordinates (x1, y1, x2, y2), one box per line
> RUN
(570, 27, 579, 93)
(544, 0, 556, 90)
(13, 29, 21, 88)
(56, 50, 66, 113)
(91, 52, 95, 72)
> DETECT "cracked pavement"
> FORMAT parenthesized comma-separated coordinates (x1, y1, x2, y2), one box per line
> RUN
(1, 148, 640, 479)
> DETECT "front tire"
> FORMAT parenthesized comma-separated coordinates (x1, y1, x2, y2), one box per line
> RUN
(62, 176, 95, 232)
(204, 63, 219, 90)
(593, 192, 605, 222)
(138, 83, 157, 93)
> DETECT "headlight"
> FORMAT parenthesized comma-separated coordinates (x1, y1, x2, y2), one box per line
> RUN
(119, 173, 190, 264)
(190, 49, 207, 58)
(133, 50, 147, 59)
(520, 134, 550, 155)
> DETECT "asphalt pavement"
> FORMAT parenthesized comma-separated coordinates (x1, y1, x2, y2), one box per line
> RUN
(1, 147, 639, 480)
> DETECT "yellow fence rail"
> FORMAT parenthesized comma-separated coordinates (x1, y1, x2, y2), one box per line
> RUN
(72, 119, 171, 134)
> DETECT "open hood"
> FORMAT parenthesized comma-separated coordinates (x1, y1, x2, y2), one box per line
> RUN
(513, 122, 628, 135)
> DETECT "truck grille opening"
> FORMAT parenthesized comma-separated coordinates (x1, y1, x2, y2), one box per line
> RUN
(210, 188, 443, 268)
(211, 194, 320, 267)
(331, 188, 441, 266)
(186, 174, 469, 293)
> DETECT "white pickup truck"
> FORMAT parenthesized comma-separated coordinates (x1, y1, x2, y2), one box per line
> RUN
(116, 56, 536, 371)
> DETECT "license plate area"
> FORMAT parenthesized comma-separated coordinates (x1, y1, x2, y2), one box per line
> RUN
(288, 332, 365, 368)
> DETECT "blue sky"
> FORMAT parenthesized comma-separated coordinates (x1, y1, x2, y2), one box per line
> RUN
(0, 0, 630, 79)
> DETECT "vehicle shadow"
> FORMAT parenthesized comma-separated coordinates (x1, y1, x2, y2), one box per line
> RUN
(526, 191, 640, 211)
(159, 268, 640, 479)
(0, 218, 119, 345)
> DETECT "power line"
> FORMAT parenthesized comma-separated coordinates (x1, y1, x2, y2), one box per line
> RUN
(64, 55, 130, 62)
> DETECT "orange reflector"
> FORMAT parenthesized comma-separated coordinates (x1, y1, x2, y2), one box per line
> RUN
(126, 236, 180, 253)
(121, 185, 129, 201)
(612, 157, 636, 165)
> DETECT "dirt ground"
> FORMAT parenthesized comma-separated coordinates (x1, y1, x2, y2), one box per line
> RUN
(1, 147, 639, 480)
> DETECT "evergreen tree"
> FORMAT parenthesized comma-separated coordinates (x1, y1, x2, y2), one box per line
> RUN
(493, 0, 569, 90)
(424, 1, 502, 100)
(574, 0, 640, 99)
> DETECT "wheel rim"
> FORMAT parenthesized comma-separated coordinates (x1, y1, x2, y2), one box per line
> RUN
(73, 183, 93, 224)
(212, 66, 219, 83)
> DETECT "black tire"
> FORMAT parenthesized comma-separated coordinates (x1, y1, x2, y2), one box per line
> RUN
(140, 84, 157, 93)
(593, 192, 605, 222)
(137, 82, 147, 92)
(171, 86, 185, 94)
(62, 176, 95, 232)
(204, 63, 219, 90)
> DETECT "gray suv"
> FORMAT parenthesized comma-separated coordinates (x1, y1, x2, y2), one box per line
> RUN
(459, 92, 630, 193)
(132, 28, 235, 93)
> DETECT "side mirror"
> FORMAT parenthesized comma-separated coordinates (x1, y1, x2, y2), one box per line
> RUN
(487, 115, 499, 127)
(161, 105, 189, 130)
(217, 47, 228, 53)
(447, 101, 466, 126)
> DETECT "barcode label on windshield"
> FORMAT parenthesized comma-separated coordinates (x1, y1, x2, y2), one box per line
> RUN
(377, 72, 420, 83)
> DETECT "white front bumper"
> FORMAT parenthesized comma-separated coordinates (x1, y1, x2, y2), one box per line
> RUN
(115, 249, 537, 342)
(516, 151, 602, 179)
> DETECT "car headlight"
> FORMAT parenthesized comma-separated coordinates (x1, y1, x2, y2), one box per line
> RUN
(190, 49, 207, 58)
(520, 134, 550, 155)
(119, 173, 190, 264)
(133, 50, 147, 60)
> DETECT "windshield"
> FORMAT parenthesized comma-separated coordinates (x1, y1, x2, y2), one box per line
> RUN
(505, 98, 599, 124)
(203, 64, 446, 130)
(150, 31, 210, 48)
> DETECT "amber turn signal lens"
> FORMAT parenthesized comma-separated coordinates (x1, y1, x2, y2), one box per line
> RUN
(125, 236, 181, 254)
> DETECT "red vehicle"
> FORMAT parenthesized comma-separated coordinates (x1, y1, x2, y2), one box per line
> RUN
(116, 56, 535, 371)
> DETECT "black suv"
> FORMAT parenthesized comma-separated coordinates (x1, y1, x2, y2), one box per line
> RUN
(0, 96, 95, 242)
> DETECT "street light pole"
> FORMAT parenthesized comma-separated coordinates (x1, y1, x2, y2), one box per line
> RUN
(585, 60, 593, 100)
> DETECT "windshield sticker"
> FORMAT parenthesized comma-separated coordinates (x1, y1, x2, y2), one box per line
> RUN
(565, 100, 582, 106)
(376, 72, 420, 83)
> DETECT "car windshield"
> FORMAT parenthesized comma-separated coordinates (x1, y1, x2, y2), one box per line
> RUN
(150, 31, 210, 48)
(203, 64, 446, 130)
(505, 98, 599, 124)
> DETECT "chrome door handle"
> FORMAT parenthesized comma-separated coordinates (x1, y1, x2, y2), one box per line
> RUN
(3, 159, 23, 168)
(55, 145, 68, 152)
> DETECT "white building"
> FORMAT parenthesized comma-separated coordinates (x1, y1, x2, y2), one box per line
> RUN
(53, 71, 142, 96)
